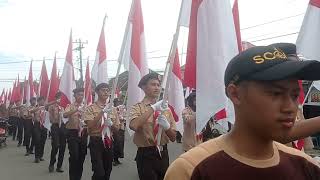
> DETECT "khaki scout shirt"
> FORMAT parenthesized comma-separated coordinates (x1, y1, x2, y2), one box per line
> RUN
(64, 103, 84, 130)
(83, 103, 120, 137)
(129, 99, 176, 147)
(48, 104, 62, 124)
(33, 106, 45, 123)
(9, 105, 19, 117)
(182, 107, 202, 151)
(20, 105, 35, 120)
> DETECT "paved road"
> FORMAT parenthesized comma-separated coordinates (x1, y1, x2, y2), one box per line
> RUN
(0, 133, 183, 180)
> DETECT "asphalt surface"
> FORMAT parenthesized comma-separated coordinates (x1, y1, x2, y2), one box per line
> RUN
(0, 133, 183, 180)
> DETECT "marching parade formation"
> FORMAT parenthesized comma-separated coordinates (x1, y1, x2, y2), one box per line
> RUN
(2, 0, 320, 180)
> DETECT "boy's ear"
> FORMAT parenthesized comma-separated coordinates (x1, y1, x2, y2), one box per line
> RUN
(226, 84, 241, 105)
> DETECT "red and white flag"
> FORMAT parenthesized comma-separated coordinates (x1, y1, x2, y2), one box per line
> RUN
(15, 75, 21, 103)
(184, 0, 238, 133)
(23, 76, 27, 103)
(4, 89, 8, 107)
(294, 0, 320, 150)
(92, 16, 108, 85)
(39, 60, 50, 99)
(9, 83, 14, 104)
(25, 61, 35, 105)
(297, 0, 320, 90)
(125, 0, 149, 134)
(0, 88, 4, 104)
(47, 54, 60, 103)
(84, 60, 93, 105)
(59, 31, 76, 108)
(168, 49, 185, 133)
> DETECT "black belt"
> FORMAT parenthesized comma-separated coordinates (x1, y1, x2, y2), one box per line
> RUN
(138, 144, 167, 152)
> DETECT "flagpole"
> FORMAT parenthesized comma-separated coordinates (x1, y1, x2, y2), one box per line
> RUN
(157, 0, 185, 146)
(109, 0, 134, 108)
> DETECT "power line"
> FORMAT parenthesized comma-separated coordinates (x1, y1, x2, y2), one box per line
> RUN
(250, 32, 299, 43)
(241, 13, 304, 30)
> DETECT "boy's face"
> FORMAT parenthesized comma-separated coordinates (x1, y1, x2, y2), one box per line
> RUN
(30, 100, 36, 106)
(229, 79, 300, 141)
(38, 99, 45, 106)
(143, 79, 161, 98)
(97, 88, 110, 101)
(74, 92, 84, 103)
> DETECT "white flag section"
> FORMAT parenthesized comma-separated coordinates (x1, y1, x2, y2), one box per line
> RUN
(296, 0, 320, 90)
(195, 0, 238, 133)
(126, 0, 149, 136)
(59, 31, 76, 108)
(168, 50, 185, 134)
(92, 17, 108, 84)
(178, 0, 192, 27)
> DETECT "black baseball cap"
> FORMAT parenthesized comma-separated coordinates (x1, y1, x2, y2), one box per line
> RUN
(224, 43, 320, 86)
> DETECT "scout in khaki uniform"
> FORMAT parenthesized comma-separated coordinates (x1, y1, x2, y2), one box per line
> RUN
(30, 96, 48, 163)
(13, 100, 23, 146)
(182, 92, 202, 152)
(129, 73, 176, 180)
(8, 102, 19, 141)
(112, 98, 126, 166)
(164, 43, 320, 180)
(63, 88, 88, 180)
(21, 97, 36, 156)
(48, 92, 66, 173)
(84, 83, 120, 180)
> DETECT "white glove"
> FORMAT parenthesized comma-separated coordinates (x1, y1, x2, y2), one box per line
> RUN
(105, 118, 113, 127)
(103, 107, 112, 114)
(151, 100, 169, 112)
(157, 115, 170, 130)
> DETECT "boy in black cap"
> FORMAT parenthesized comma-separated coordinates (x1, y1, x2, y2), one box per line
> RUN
(63, 87, 88, 180)
(83, 83, 120, 180)
(129, 73, 176, 180)
(165, 43, 320, 179)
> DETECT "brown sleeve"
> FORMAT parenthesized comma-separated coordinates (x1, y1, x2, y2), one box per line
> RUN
(129, 104, 141, 121)
(168, 110, 176, 131)
(164, 157, 194, 180)
(83, 105, 95, 123)
(64, 104, 72, 114)
(111, 108, 120, 126)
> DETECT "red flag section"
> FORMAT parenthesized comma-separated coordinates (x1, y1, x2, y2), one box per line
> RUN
(47, 55, 60, 102)
(84, 60, 92, 105)
(39, 60, 49, 99)
(232, 0, 242, 52)
(91, 17, 108, 84)
(168, 49, 185, 133)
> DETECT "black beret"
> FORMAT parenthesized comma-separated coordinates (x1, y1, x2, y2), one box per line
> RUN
(224, 43, 320, 86)
(95, 83, 110, 92)
(138, 73, 160, 88)
(73, 88, 84, 94)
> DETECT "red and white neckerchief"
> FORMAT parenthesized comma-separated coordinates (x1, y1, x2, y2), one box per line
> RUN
(77, 103, 85, 137)
(39, 107, 46, 127)
(99, 103, 112, 148)
(57, 105, 63, 128)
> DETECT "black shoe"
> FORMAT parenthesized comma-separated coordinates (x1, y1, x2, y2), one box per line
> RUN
(34, 159, 40, 163)
(17, 143, 21, 147)
(49, 165, 54, 173)
(113, 160, 121, 166)
(56, 168, 64, 173)
(29, 151, 34, 154)
(25, 152, 30, 156)
(39, 158, 45, 161)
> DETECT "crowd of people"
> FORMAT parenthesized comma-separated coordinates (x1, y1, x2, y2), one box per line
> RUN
(2, 43, 320, 180)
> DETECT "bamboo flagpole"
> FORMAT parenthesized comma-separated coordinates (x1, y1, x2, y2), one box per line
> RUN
(108, 0, 134, 109)
(156, 0, 187, 147)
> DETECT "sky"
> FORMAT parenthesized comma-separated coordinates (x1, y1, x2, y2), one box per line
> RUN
(0, 0, 309, 90)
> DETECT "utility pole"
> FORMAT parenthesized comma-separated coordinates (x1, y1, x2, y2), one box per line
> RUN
(73, 39, 88, 87)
